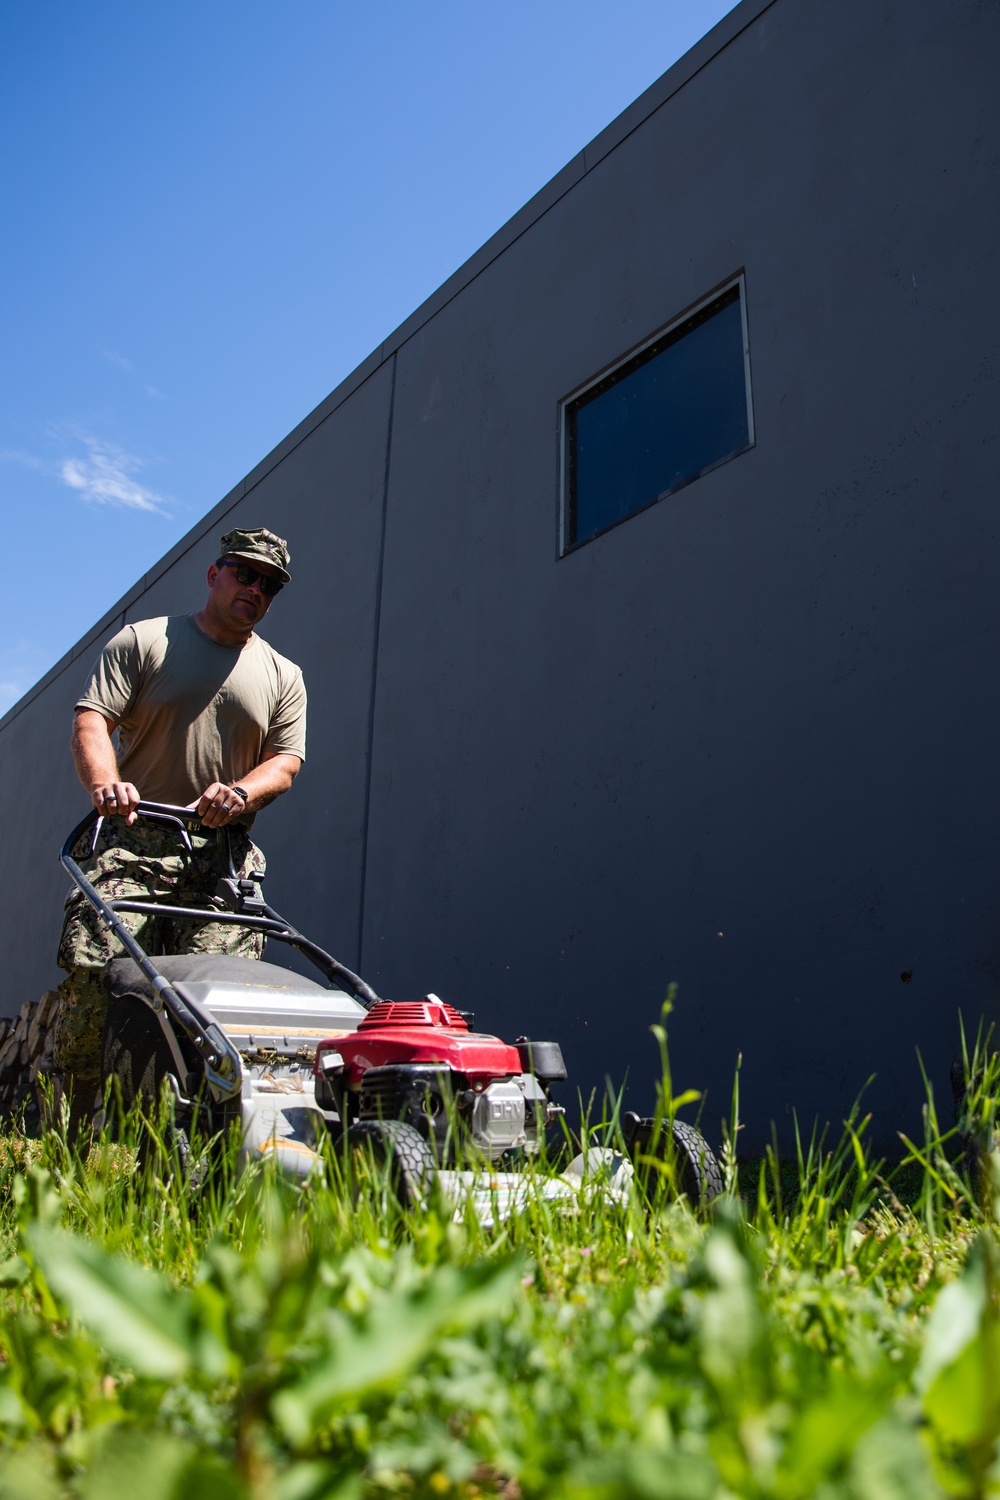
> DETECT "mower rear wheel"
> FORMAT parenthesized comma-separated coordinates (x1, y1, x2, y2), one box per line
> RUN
(344, 1119, 434, 1210)
(137, 1098, 237, 1196)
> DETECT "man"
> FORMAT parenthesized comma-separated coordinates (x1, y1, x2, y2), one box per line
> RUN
(54, 526, 306, 1123)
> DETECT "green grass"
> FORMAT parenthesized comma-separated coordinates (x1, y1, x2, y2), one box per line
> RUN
(0, 1008, 997, 1499)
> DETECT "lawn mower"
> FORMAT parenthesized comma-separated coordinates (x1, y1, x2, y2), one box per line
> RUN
(60, 802, 723, 1213)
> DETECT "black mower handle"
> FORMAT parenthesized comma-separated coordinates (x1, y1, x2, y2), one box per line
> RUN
(60, 806, 243, 1099)
(62, 801, 223, 862)
(60, 803, 383, 1014)
(135, 800, 226, 823)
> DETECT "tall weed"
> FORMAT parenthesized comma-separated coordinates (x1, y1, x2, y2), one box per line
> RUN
(0, 1010, 996, 1495)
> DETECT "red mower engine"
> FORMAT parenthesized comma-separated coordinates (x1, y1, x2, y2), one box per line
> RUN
(314, 995, 566, 1160)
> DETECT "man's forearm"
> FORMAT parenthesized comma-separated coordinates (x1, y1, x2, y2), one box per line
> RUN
(194, 753, 301, 827)
(233, 756, 299, 814)
(71, 710, 120, 792)
(71, 709, 141, 820)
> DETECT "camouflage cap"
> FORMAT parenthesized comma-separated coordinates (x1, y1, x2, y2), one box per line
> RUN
(218, 527, 291, 583)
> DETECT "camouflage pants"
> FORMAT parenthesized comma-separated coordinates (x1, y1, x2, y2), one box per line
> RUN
(55, 819, 266, 1083)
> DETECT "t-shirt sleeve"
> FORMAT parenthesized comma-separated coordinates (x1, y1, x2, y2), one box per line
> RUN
(262, 665, 307, 761)
(75, 626, 142, 724)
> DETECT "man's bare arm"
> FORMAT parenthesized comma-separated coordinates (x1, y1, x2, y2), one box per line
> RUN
(194, 751, 302, 829)
(74, 709, 299, 828)
(71, 709, 141, 822)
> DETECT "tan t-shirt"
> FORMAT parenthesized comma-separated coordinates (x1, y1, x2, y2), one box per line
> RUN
(76, 615, 307, 820)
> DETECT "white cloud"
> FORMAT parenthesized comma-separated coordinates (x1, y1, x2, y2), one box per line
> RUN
(1, 431, 171, 515)
(0, 446, 46, 473)
(100, 347, 166, 399)
(101, 348, 134, 374)
(59, 437, 168, 514)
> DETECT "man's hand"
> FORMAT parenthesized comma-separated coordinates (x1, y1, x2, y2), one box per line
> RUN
(72, 710, 141, 824)
(193, 782, 247, 829)
(192, 754, 301, 828)
(91, 781, 141, 823)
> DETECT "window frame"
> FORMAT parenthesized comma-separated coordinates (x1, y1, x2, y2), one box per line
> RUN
(558, 273, 755, 555)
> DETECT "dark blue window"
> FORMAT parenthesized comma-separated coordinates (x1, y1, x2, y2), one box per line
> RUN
(563, 282, 753, 549)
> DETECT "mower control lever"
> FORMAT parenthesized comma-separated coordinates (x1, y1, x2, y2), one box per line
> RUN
(214, 875, 267, 916)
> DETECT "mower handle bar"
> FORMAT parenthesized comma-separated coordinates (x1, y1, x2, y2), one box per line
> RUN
(61, 800, 382, 1020)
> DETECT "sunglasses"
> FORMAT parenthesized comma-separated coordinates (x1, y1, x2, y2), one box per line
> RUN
(219, 559, 284, 596)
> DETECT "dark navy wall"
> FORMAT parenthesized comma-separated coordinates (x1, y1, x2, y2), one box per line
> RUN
(2, 0, 998, 1150)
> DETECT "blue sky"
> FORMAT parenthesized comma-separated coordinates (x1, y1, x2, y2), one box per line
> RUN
(0, 0, 735, 716)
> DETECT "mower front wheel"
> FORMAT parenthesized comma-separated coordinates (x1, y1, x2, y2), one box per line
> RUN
(624, 1112, 724, 1210)
(670, 1118, 725, 1207)
(343, 1119, 434, 1210)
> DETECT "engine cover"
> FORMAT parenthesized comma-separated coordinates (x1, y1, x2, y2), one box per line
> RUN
(319, 997, 522, 1089)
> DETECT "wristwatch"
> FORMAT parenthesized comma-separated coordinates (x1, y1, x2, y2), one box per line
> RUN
(231, 786, 250, 805)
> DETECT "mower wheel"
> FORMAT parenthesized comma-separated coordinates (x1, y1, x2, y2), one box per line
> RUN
(625, 1114, 724, 1209)
(138, 1102, 236, 1196)
(669, 1119, 724, 1207)
(344, 1119, 434, 1210)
